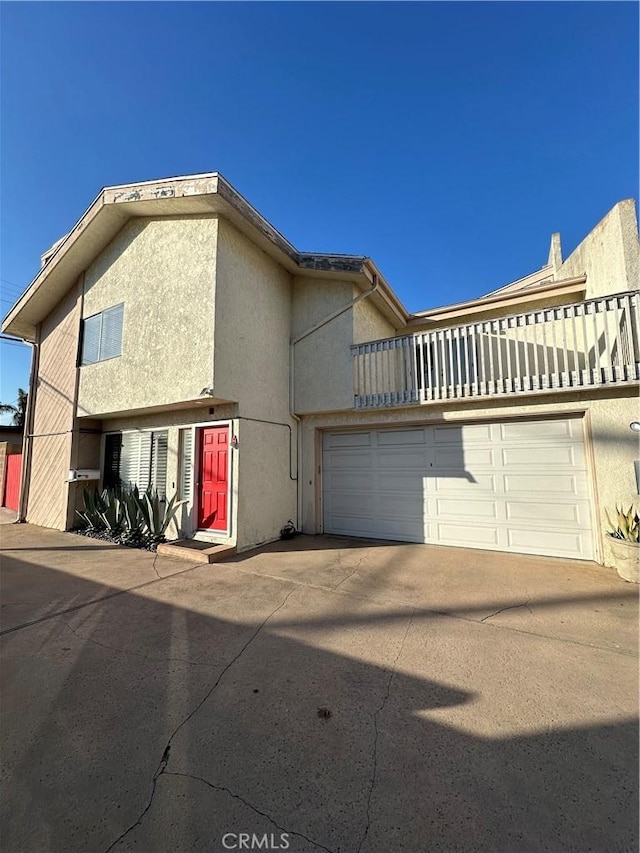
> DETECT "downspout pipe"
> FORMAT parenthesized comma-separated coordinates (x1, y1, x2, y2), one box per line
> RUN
(288, 274, 379, 532)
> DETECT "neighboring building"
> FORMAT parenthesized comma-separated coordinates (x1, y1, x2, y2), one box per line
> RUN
(0, 425, 23, 511)
(0, 425, 24, 447)
(2, 174, 638, 568)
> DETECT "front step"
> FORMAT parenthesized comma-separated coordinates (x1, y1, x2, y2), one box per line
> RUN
(156, 539, 236, 564)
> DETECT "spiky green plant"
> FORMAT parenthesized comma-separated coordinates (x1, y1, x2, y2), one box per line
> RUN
(606, 505, 640, 543)
(133, 489, 186, 542)
(76, 484, 186, 546)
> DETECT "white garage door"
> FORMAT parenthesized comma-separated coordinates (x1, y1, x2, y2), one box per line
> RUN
(322, 417, 594, 560)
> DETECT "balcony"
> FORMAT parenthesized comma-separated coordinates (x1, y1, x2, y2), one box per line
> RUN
(352, 290, 640, 409)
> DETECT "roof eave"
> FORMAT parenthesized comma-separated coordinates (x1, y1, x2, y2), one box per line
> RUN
(407, 275, 588, 326)
(1, 173, 379, 339)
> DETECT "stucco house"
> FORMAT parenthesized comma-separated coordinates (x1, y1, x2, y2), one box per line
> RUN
(2, 173, 638, 569)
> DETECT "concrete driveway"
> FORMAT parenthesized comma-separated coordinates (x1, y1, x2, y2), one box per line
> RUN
(1, 523, 638, 853)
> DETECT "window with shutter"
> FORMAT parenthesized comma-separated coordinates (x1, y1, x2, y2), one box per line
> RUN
(103, 434, 122, 488)
(178, 428, 193, 501)
(136, 433, 153, 493)
(100, 304, 124, 361)
(106, 429, 168, 496)
(151, 431, 169, 499)
(81, 303, 124, 365)
(119, 432, 142, 489)
(81, 314, 102, 365)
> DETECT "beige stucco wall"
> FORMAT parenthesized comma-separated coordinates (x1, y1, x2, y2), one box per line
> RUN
(235, 417, 297, 551)
(292, 278, 357, 414)
(213, 219, 292, 422)
(28, 282, 82, 529)
(78, 216, 218, 417)
(556, 199, 639, 299)
(214, 219, 297, 546)
(353, 290, 398, 343)
(299, 388, 639, 566)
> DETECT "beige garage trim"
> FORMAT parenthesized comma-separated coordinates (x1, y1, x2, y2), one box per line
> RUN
(322, 416, 595, 560)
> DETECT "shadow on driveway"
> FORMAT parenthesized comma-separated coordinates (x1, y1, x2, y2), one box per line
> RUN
(0, 528, 638, 852)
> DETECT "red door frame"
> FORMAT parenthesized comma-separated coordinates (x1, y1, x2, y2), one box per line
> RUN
(196, 424, 230, 533)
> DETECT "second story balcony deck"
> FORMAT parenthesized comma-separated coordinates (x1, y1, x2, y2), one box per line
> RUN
(352, 290, 640, 409)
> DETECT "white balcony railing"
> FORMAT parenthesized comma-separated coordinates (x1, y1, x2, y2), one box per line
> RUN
(352, 290, 640, 409)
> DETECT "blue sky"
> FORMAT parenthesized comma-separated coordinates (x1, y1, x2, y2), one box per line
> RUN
(1, 1, 638, 418)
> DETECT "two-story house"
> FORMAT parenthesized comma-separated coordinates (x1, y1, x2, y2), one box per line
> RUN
(2, 173, 638, 570)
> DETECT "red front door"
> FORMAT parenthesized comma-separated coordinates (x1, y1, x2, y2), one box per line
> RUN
(197, 427, 229, 531)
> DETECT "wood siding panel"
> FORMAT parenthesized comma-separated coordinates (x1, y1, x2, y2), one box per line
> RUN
(27, 434, 73, 530)
(28, 283, 81, 529)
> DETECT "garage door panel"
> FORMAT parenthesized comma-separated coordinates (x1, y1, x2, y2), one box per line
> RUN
(323, 417, 594, 561)
(434, 423, 493, 443)
(377, 429, 426, 446)
(323, 450, 375, 470)
(378, 493, 425, 518)
(500, 419, 575, 441)
(433, 473, 497, 492)
(436, 497, 500, 520)
(326, 515, 424, 542)
(505, 500, 590, 526)
(377, 471, 424, 493)
(507, 528, 588, 557)
(377, 448, 428, 469)
(324, 471, 374, 493)
(436, 523, 500, 546)
(435, 447, 495, 468)
(326, 492, 375, 515)
(504, 473, 585, 496)
(324, 432, 371, 449)
(502, 445, 584, 467)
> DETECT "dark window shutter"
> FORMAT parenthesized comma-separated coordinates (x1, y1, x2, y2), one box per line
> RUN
(104, 434, 122, 488)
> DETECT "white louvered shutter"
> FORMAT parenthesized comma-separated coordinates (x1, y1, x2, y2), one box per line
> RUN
(82, 314, 102, 365)
(136, 432, 153, 492)
(179, 429, 193, 501)
(99, 303, 124, 361)
(119, 432, 152, 492)
(151, 431, 169, 499)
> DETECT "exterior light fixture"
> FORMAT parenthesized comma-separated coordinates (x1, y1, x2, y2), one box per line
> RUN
(630, 422, 640, 432)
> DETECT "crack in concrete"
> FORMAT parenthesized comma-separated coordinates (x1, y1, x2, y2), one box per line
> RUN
(356, 609, 414, 853)
(479, 599, 532, 623)
(150, 551, 161, 580)
(103, 586, 297, 852)
(59, 619, 219, 668)
(333, 551, 368, 591)
(164, 771, 336, 853)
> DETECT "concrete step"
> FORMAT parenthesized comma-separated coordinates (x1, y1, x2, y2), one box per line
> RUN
(156, 539, 236, 564)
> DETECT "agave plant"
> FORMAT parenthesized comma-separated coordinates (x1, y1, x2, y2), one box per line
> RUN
(76, 488, 109, 531)
(606, 505, 640, 543)
(76, 485, 185, 547)
(134, 489, 186, 542)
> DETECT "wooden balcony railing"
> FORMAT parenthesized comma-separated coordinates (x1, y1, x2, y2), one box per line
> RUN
(352, 290, 640, 409)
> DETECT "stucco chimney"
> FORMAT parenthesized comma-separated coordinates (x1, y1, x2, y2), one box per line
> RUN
(547, 232, 562, 277)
